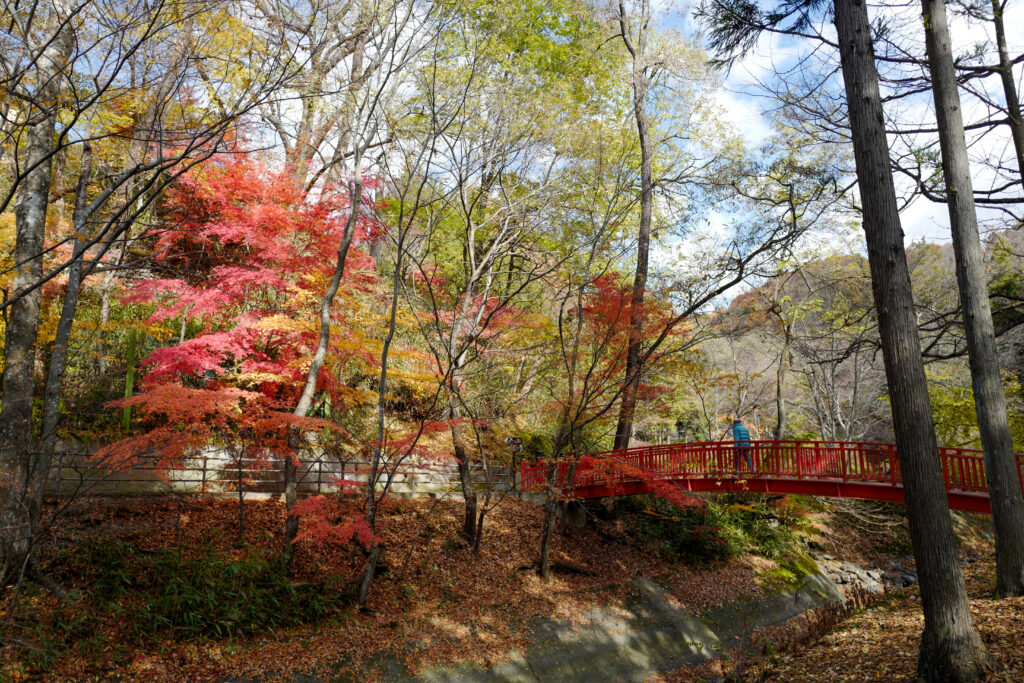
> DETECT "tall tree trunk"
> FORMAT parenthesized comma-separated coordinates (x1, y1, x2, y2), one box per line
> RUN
(0, 0, 73, 589)
(539, 451, 576, 580)
(538, 424, 575, 579)
(447, 296, 483, 545)
(472, 508, 486, 554)
(614, 0, 653, 451)
(774, 325, 791, 440)
(97, 270, 115, 374)
(283, 19, 369, 564)
(446, 159, 498, 545)
(283, 174, 362, 568)
(833, 0, 990, 678)
(359, 179, 407, 607)
(922, 0, 1024, 597)
(452, 425, 478, 543)
(34, 144, 93, 528)
(357, 543, 380, 607)
(990, 0, 1024, 185)
(122, 329, 137, 431)
(538, 496, 557, 579)
(1, 3, 69, 467)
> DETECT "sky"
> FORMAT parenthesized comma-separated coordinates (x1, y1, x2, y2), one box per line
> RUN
(659, 0, 1024, 244)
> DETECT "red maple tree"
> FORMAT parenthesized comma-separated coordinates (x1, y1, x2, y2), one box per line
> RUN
(96, 156, 384, 548)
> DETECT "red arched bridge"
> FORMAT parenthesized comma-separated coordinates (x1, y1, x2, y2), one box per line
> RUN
(521, 440, 1024, 514)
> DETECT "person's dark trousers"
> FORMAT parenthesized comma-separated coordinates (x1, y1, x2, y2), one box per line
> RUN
(734, 446, 756, 473)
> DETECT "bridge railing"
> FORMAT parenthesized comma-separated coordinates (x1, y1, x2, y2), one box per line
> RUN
(522, 440, 1024, 498)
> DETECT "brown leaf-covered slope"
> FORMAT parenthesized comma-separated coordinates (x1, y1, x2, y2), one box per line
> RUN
(744, 560, 1024, 682)
(10, 497, 1019, 682)
(9, 496, 768, 681)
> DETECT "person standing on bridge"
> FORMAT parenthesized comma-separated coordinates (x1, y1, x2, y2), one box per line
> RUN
(729, 417, 756, 475)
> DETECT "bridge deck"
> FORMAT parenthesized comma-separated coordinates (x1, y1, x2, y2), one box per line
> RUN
(522, 440, 1024, 514)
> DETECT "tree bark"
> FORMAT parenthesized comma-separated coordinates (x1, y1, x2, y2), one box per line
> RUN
(1, 0, 71, 468)
(357, 543, 379, 607)
(283, 17, 369, 563)
(122, 329, 137, 431)
(359, 174, 407, 606)
(452, 426, 478, 543)
(833, 0, 990, 678)
(614, 0, 653, 451)
(774, 324, 791, 440)
(34, 144, 93, 528)
(538, 496, 557, 580)
(989, 0, 1024, 185)
(0, 0, 73, 589)
(96, 270, 115, 374)
(283, 172, 362, 568)
(472, 507, 487, 554)
(922, 0, 1024, 597)
(538, 423, 574, 579)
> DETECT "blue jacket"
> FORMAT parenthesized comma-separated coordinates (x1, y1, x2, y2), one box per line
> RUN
(732, 422, 750, 447)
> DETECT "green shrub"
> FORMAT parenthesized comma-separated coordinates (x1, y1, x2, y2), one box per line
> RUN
(624, 494, 809, 564)
(62, 537, 346, 642)
(625, 497, 734, 563)
(137, 549, 335, 639)
(520, 430, 553, 460)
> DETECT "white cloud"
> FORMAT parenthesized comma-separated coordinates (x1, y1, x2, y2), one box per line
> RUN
(900, 197, 952, 243)
(712, 90, 772, 147)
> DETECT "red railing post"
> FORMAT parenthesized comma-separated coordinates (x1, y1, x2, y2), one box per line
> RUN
(1018, 455, 1024, 496)
(1018, 455, 1024, 497)
(890, 445, 899, 485)
(941, 448, 951, 493)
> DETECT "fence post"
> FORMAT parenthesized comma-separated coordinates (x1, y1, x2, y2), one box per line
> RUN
(317, 458, 323, 494)
(201, 455, 208, 491)
(55, 452, 64, 496)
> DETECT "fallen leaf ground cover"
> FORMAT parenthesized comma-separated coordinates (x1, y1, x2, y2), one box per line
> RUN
(654, 505, 1021, 682)
(9, 495, 1015, 682)
(742, 560, 1024, 682)
(5, 494, 773, 681)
